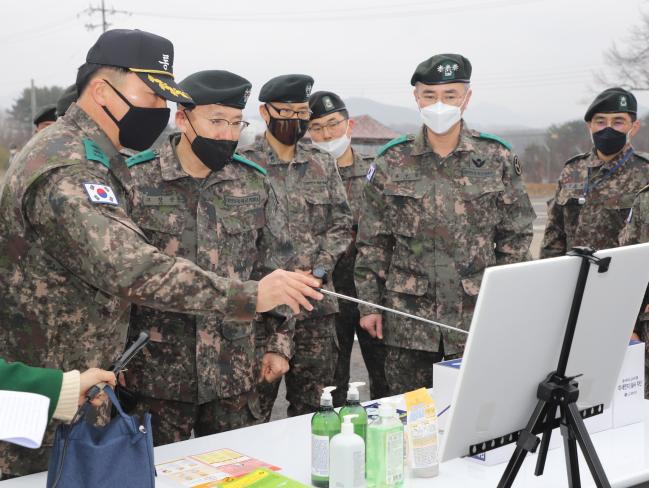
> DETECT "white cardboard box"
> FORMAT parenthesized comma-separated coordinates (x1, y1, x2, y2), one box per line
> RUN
(432, 341, 643, 466)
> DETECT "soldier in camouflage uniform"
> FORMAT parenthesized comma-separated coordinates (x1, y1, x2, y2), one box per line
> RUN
(620, 186, 649, 398)
(354, 54, 535, 396)
(124, 71, 294, 445)
(542, 87, 649, 258)
(307, 91, 388, 405)
(0, 31, 322, 477)
(240, 75, 353, 418)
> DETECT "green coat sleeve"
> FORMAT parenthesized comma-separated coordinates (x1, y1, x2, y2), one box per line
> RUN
(0, 358, 63, 421)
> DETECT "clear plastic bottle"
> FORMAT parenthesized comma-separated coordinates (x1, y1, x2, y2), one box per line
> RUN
(339, 382, 368, 443)
(366, 402, 404, 488)
(311, 386, 342, 488)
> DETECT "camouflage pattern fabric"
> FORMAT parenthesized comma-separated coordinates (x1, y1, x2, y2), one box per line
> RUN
(355, 124, 534, 358)
(542, 147, 649, 258)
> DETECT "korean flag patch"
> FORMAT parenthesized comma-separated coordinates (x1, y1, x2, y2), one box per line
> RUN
(366, 164, 377, 182)
(84, 183, 118, 205)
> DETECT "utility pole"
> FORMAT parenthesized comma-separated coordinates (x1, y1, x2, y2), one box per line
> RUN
(78, 1, 131, 32)
(30, 79, 36, 125)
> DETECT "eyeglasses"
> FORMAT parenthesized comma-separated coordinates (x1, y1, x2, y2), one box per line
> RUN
(205, 118, 250, 132)
(308, 118, 348, 136)
(266, 103, 312, 120)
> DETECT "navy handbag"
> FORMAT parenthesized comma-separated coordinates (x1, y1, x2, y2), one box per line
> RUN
(46, 386, 155, 488)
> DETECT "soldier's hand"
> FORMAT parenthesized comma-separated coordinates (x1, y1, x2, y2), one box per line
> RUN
(260, 352, 289, 383)
(294, 269, 312, 276)
(360, 314, 383, 340)
(257, 269, 323, 314)
(79, 368, 117, 407)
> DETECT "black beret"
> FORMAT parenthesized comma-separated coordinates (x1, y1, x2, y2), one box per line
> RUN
(259, 74, 314, 103)
(411, 53, 472, 86)
(584, 87, 637, 122)
(309, 91, 346, 120)
(56, 84, 78, 117)
(179, 70, 252, 109)
(85, 29, 192, 104)
(33, 104, 57, 126)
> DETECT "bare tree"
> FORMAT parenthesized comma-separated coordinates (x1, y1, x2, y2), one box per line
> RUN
(599, 9, 649, 91)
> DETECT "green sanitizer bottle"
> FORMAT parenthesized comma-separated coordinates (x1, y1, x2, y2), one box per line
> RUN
(366, 401, 404, 488)
(311, 386, 342, 487)
(339, 382, 368, 444)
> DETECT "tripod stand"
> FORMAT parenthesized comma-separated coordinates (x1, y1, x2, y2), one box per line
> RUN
(498, 247, 612, 488)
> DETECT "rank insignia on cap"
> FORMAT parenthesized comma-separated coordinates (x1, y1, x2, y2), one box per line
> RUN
(437, 63, 459, 80)
(158, 53, 170, 71)
(305, 83, 313, 97)
(84, 183, 118, 205)
(366, 164, 377, 182)
(323, 96, 335, 111)
(620, 96, 628, 109)
(243, 87, 251, 104)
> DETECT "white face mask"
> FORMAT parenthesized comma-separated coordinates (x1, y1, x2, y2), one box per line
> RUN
(419, 95, 466, 135)
(312, 132, 351, 159)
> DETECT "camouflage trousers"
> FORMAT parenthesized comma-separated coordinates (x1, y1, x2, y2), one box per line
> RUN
(384, 346, 444, 396)
(0, 402, 110, 478)
(332, 292, 389, 407)
(135, 391, 262, 447)
(257, 314, 338, 418)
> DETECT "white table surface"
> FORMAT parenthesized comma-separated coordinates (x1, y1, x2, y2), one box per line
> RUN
(3, 401, 649, 487)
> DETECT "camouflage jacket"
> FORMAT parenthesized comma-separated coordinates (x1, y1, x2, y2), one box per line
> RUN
(0, 104, 258, 375)
(354, 124, 535, 355)
(333, 150, 374, 295)
(124, 134, 287, 404)
(239, 135, 353, 319)
(541, 147, 649, 258)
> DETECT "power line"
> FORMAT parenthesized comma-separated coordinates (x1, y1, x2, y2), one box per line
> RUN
(127, 0, 542, 23)
(78, 0, 131, 32)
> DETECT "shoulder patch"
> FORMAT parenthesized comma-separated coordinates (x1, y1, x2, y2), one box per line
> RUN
(377, 135, 410, 157)
(564, 152, 590, 166)
(477, 132, 512, 151)
(83, 183, 118, 205)
(125, 149, 157, 168)
(83, 138, 109, 168)
(232, 153, 268, 176)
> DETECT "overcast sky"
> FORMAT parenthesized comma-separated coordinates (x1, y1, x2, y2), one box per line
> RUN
(1, 0, 647, 128)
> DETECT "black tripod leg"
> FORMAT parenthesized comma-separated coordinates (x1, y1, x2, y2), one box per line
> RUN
(498, 399, 546, 488)
(534, 402, 556, 476)
(566, 402, 611, 488)
(560, 404, 581, 488)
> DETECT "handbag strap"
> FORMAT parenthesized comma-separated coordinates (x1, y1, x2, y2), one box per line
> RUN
(103, 385, 138, 434)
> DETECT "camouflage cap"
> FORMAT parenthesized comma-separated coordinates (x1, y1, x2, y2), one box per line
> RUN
(411, 53, 472, 86)
(584, 87, 637, 121)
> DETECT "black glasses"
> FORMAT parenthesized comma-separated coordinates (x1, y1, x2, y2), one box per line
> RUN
(266, 103, 312, 120)
(308, 118, 348, 136)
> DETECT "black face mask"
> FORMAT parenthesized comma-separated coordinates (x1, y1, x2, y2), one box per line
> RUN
(102, 80, 170, 152)
(266, 109, 308, 146)
(592, 127, 629, 156)
(185, 114, 237, 173)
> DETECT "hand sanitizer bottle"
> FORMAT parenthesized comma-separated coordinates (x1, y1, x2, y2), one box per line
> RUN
(312, 386, 341, 487)
(330, 414, 366, 488)
(339, 382, 368, 443)
(366, 402, 404, 488)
